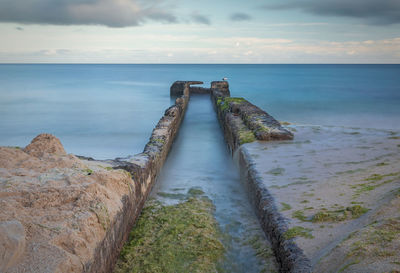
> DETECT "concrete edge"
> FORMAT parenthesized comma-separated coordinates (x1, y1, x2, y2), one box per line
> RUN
(237, 146, 311, 273)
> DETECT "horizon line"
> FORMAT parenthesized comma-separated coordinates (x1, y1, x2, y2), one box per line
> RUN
(0, 63, 399, 65)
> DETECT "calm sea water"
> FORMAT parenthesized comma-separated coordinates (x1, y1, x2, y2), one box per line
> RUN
(0, 64, 399, 159)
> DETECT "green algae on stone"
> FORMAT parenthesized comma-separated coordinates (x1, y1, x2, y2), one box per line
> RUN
(266, 167, 285, 176)
(284, 226, 314, 239)
(376, 162, 389, 167)
(224, 97, 246, 104)
(351, 172, 400, 197)
(83, 168, 93, 175)
(217, 97, 246, 112)
(239, 129, 256, 145)
(280, 202, 292, 211)
(114, 197, 224, 273)
(187, 187, 205, 196)
(153, 137, 165, 144)
(365, 172, 400, 182)
(347, 205, 369, 218)
(292, 210, 309, 222)
(347, 217, 400, 259)
(244, 234, 278, 273)
(292, 205, 369, 223)
(312, 205, 369, 222)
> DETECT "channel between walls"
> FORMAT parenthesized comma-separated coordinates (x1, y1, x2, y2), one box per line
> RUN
(87, 79, 311, 273)
(206, 81, 311, 273)
(86, 81, 201, 273)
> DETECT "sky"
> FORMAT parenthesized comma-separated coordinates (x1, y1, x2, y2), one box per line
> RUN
(0, 0, 399, 63)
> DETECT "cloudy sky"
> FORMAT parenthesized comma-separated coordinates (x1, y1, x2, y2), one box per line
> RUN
(0, 0, 399, 63)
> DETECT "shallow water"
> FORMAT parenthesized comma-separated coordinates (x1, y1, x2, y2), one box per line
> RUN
(1, 64, 399, 159)
(151, 95, 277, 272)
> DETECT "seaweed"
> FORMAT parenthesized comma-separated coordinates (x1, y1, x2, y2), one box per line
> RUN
(283, 226, 314, 239)
(114, 197, 225, 273)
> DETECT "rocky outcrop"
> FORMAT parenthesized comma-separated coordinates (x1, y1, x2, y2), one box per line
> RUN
(0, 137, 133, 273)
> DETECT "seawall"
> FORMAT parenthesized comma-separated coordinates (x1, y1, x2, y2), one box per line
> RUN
(204, 81, 310, 272)
(86, 81, 203, 273)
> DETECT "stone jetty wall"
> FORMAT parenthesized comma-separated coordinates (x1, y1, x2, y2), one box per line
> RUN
(208, 81, 311, 273)
(87, 81, 203, 273)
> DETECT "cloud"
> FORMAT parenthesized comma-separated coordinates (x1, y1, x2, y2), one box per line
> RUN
(2, 37, 400, 63)
(15, 26, 24, 31)
(264, 0, 400, 25)
(229, 13, 252, 22)
(0, 0, 177, 27)
(191, 13, 211, 25)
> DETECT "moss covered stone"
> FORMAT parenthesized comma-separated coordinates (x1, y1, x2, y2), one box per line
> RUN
(284, 226, 314, 239)
(114, 197, 225, 273)
(312, 205, 369, 222)
(239, 130, 256, 145)
(280, 202, 292, 211)
(217, 97, 246, 112)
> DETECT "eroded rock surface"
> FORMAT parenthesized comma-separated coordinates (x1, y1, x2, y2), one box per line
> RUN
(0, 134, 134, 272)
(24, 133, 66, 158)
(0, 220, 26, 272)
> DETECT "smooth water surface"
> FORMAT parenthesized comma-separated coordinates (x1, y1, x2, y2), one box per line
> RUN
(0, 64, 399, 159)
(151, 95, 276, 272)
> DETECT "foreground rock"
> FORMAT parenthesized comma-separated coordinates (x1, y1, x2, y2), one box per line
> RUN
(0, 134, 133, 272)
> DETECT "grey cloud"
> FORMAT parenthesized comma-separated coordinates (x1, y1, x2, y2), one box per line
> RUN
(0, 0, 177, 27)
(229, 12, 252, 21)
(191, 13, 211, 25)
(264, 0, 400, 25)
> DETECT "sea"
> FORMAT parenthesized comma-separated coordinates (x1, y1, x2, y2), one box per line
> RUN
(0, 64, 399, 159)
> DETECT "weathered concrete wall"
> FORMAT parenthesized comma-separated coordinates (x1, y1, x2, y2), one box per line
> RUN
(170, 81, 203, 97)
(86, 82, 196, 273)
(209, 82, 311, 273)
(188, 86, 211, 95)
(236, 148, 311, 273)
